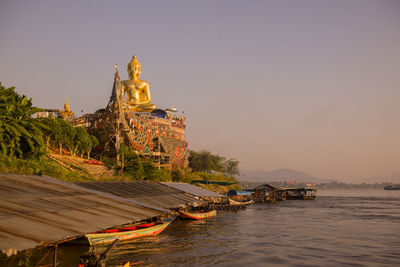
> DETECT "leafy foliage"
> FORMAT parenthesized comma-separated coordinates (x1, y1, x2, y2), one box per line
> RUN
(0, 83, 46, 158)
(39, 118, 98, 158)
(223, 159, 240, 176)
(143, 160, 170, 181)
(171, 166, 186, 182)
(119, 144, 171, 181)
(188, 150, 223, 173)
(188, 150, 240, 177)
(119, 144, 144, 178)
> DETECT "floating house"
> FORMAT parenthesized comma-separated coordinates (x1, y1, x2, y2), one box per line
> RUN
(283, 188, 317, 199)
(252, 184, 317, 202)
(252, 184, 286, 203)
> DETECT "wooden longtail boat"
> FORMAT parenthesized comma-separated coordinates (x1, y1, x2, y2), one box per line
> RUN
(178, 210, 216, 220)
(228, 198, 253, 205)
(85, 215, 176, 245)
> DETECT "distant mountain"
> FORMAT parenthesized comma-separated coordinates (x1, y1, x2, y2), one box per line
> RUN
(239, 168, 330, 183)
(361, 173, 400, 184)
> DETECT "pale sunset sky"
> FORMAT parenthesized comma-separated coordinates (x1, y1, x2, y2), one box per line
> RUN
(0, 0, 399, 182)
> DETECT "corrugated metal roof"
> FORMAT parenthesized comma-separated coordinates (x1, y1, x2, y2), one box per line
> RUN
(161, 182, 224, 198)
(0, 174, 167, 255)
(75, 181, 205, 209)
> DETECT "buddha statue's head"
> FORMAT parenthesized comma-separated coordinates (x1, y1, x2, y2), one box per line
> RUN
(127, 55, 141, 80)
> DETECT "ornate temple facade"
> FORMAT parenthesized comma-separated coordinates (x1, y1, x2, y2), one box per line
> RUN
(88, 55, 188, 167)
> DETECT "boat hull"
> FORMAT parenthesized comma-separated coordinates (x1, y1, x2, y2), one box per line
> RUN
(384, 185, 400, 190)
(85, 216, 176, 245)
(228, 198, 253, 205)
(179, 210, 216, 220)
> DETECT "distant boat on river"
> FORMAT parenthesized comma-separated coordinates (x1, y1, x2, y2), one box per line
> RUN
(384, 185, 400, 190)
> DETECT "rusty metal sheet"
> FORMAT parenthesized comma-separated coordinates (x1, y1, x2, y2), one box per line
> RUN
(75, 181, 205, 209)
(161, 182, 224, 197)
(0, 174, 167, 255)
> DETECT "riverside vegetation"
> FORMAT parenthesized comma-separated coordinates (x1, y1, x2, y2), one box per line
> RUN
(0, 83, 240, 190)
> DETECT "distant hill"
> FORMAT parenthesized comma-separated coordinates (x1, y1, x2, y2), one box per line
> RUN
(361, 173, 400, 184)
(239, 168, 330, 183)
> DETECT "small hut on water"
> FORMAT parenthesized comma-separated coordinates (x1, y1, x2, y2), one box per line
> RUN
(252, 184, 286, 203)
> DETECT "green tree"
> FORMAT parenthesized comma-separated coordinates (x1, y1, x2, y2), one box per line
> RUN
(119, 144, 129, 173)
(40, 118, 88, 157)
(142, 159, 170, 181)
(88, 135, 99, 159)
(222, 159, 240, 177)
(188, 150, 224, 173)
(70, 126, 87, 156)
(77, 133, 98, 159)
(0, 83, 46, 158)
(188, 150, 240, 179)
(119, 144, 144, 178)
(53, 119, 74, 155)
(38, 117, 57, 151)
(171, 166, 186, 182)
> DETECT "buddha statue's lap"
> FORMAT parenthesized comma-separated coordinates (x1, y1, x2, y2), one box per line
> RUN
(121, 55, 156, 112)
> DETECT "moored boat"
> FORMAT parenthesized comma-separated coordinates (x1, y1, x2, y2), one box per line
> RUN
(85, 215, 177, 245)
(384, 185, 400, 190)
(178, 209, 216, 220)
(228, 198, 253, 205)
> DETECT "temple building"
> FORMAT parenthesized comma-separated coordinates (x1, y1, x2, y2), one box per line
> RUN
(33, 99, 73, 120)
(60, 98, 75, 120)
(88, 55, 188, 168)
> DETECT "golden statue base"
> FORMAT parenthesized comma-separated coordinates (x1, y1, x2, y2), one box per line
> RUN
(125, 104, 156, 113)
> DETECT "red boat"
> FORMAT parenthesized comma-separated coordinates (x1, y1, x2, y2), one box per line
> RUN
(85, 216, 176, 245)
(178, 210, 216, 220)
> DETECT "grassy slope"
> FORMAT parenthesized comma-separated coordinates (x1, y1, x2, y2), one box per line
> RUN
(0, 155, 94, 182)
(0, 153, 241, 192)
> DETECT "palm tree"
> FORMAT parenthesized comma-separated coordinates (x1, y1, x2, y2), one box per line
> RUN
(0, 83, 46, 158)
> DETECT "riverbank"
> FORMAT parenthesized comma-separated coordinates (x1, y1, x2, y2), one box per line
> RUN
(0, 152, 240, 190)
(4, 189, 399, 266)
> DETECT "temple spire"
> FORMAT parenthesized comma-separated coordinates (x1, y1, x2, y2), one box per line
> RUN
(61, 97, 74, 118)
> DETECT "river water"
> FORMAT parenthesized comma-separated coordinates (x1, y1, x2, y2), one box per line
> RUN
(10, 189, 400, 266)
(107, 189, 400, 266)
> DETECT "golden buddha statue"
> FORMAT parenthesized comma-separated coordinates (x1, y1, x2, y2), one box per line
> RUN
(121, 55, 155, 112)
(61, 98, 74, 117)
